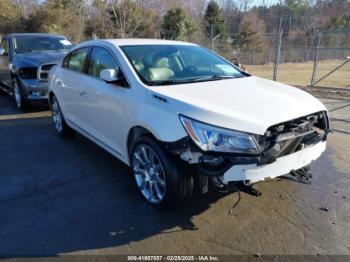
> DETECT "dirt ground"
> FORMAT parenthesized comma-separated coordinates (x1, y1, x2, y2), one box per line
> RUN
(0, 90, 350, 256)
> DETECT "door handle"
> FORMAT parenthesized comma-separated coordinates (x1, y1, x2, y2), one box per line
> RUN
(80, 91, 88, 97)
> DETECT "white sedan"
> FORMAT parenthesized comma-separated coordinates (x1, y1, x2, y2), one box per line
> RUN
(48, 39, 330, 208)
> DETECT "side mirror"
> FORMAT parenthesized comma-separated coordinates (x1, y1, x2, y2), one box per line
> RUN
(100, 69, 119, 83)
(0, 47, 5, 56)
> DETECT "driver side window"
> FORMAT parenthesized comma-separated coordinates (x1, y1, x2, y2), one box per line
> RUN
(87, 47, 120, 79)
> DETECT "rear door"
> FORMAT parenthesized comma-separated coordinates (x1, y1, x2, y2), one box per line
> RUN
(0, 37, 12, 88)
(58, 47, 90, 129)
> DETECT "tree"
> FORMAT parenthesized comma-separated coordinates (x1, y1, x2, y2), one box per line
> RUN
(0, 0, 22, 34)
(109, 0, 158, 38)
(85, 0, 111, 39)
(327, 14, 350, 29)
(324, 14, 350, 47)
(13, 0, 39, 18)
(26, 0, 86, 42)
(232, 14, 265, 51)
(204, 0, 229, 40)
(222, 0, 240, 34)
(161, 7, 198, 40)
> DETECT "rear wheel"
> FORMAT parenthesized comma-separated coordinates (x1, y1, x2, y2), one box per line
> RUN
(51, 95, 74, 136)
(131, 136, 193, 209)
(13, 78, 28, 111)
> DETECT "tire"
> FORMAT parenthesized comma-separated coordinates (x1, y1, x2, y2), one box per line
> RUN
(13, 77, 28, 111)
(131, 136, 193, 209)
(51, 95, 74, 137)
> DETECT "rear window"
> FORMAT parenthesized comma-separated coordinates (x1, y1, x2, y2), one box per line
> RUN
(67, 48, 89, 73)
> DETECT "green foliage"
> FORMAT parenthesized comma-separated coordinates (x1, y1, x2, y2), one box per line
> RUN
(204, 0, 228, 40)
(0, 0, 349, 52)
(161, 7, 198, 41)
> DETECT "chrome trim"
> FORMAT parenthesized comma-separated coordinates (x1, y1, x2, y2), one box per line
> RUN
(37, 62, 58, 82)
(61, 44, 131, 88)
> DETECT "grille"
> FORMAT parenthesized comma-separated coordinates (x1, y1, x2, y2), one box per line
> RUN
(266, 111, 328, 140)
(261, 111, 329, 160)
(37, 63, 57, 81)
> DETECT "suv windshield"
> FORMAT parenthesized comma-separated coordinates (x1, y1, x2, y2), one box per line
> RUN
(13, 36, 73, 53)
(121, 45, 247, 86)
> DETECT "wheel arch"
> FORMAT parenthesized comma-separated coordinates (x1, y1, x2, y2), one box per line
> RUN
(48, 91, 55, 102)
(48, 91, 56, 108)
(126, 125, 168, 164)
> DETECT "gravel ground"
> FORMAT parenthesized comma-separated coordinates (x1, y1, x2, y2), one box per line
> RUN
(0, 90, 349, 256)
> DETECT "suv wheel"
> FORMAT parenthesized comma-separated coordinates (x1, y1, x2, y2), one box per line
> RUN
(131, 136, 193, 209)
(51, 95, 74, 136)
(13, 78, 28, 110)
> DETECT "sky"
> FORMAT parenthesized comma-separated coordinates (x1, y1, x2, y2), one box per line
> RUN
(252, 0, 281, 6)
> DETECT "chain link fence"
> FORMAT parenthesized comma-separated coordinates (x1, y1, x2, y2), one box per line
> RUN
(188, 29, 350, 88)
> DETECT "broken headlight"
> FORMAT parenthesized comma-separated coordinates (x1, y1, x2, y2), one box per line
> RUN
(179, 115, 261, 154)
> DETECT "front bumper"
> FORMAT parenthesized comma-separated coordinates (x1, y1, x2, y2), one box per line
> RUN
(20, 79, 48, 100)
(222, 141, 326, 183)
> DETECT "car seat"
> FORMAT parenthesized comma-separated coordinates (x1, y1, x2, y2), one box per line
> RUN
(142, 53, 174, 82)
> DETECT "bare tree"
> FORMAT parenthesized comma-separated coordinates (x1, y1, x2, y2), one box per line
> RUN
(13, 0, 39, 17)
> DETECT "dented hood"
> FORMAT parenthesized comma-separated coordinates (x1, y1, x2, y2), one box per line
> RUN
(148, 76, 327, 135)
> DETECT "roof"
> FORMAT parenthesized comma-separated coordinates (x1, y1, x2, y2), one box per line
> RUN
(4, 33, 66, 38)
(82, 38, 198, 47)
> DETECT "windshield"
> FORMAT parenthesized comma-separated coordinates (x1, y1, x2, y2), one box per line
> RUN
(13, 36, 73, 53)
(121, 45, 247, 85)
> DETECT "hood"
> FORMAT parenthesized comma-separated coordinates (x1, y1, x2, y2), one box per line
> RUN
(147, 76, 327, 135)
(13, 51, 67, 68)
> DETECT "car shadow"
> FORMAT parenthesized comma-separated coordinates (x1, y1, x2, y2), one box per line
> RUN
(2, 96, 347, 256)
(0, 116, 230, 256)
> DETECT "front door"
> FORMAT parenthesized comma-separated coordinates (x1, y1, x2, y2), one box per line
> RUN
(78, 46, 130, 156)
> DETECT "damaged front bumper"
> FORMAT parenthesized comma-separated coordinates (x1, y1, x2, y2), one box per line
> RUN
(164, 111, 330, 183)
(222, 140, 326, 183)
(20, 78, 49, 100)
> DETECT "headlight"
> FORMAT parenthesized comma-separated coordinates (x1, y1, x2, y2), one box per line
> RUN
(180, 115, 261, 154)
(19, 67, 37, 79)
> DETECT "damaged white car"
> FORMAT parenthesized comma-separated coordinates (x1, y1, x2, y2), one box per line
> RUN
(48, 39, 330, 208)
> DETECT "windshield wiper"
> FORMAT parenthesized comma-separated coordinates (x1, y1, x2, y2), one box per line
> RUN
(149, 79, 186, 86)
(190, 75, 235, 83)
(148, 75, 236, 86)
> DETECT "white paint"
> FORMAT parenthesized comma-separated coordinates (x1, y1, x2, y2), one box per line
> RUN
(49, 39, 327, 177)
(223, 141, 326, 183)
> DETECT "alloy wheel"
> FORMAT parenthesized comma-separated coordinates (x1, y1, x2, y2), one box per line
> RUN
(132, 144, 166, 204)
(13, 81, 21, 109)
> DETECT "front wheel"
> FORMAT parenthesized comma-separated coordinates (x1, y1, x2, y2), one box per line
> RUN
(13, 78, 28, 111)
(131, 136, 193, 209)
